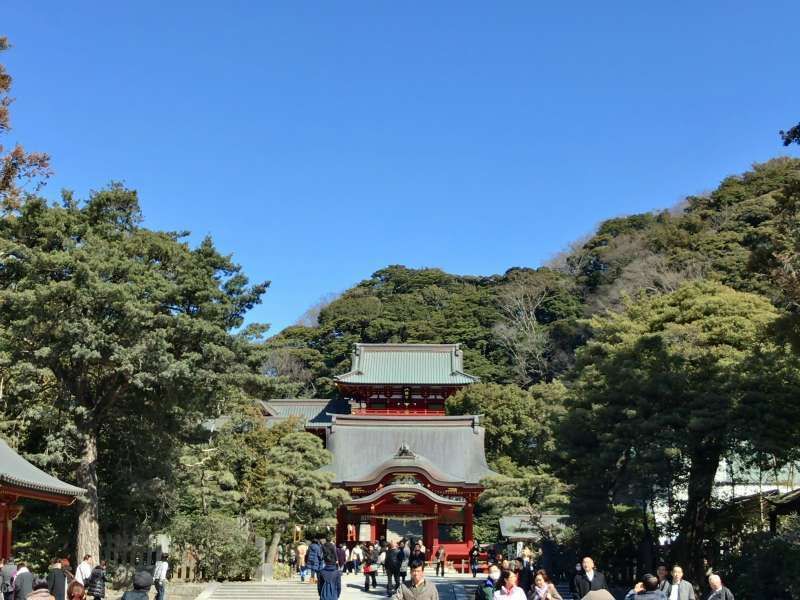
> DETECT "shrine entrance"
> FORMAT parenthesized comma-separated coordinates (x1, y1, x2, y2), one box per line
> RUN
(386, 518, 423, 542)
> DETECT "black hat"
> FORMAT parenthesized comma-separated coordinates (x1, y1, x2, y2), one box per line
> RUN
(134, 571, 154, 590)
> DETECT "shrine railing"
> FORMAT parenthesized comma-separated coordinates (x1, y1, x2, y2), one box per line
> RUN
(350, 408, 446, 416)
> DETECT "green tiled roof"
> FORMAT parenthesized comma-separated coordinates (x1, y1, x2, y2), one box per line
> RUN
(0, 438, 85, 498)
(335, 344, 479, 386)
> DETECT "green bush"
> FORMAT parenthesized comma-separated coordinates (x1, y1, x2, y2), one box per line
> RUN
(721, 524, 800, 600)
(169, 513, 261, 581)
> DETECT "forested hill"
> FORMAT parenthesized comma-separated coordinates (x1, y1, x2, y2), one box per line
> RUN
(267, 157, 800, 397)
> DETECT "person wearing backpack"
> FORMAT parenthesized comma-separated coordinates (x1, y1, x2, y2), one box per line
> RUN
(317, 543, 342, 600)
(86, 560, 108, 600)
(0, 557, 16, 600)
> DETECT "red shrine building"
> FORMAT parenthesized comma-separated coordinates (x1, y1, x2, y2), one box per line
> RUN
(326, 343, 492, 562)
(0, 438, 84, 558)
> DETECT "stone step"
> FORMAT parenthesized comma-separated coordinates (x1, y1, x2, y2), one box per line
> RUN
(206, 582, 321, 600)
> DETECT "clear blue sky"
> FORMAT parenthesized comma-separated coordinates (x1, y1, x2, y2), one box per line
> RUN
(5, 2, 800, 334)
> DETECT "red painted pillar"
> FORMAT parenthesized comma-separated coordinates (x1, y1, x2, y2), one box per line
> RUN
(0, 502, 8, 559)
(464, 504, 474, 545)
(336, 505, 347, 544)
(370, 518, 377, 542)
(430, 518, 439, 554)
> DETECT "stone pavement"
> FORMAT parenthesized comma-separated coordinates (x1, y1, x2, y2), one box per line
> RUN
(201, 567, 482, 600)
(339, 567, 477, 600)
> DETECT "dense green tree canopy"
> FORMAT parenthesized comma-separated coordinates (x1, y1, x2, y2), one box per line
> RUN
(446, 382, 566, 467)
(0, 186, 268, 557)
(268, 265, 583, 395)
(247, 431, 350, 565)
(559, 281, 800, 580)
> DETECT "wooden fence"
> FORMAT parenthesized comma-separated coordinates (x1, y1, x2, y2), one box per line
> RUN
(99, 533, 199, 582)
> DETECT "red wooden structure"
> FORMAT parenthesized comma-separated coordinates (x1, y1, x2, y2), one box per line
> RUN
(328, 344, 492, 563)
(0, 438, 84, 558)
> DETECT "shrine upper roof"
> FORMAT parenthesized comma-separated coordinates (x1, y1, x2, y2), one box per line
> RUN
(0, 438, 85, 500)
(323, 414, 494, 485)
(334, 343, 479, 386)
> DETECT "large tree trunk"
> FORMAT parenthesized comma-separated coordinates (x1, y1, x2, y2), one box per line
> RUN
(265, 527, 285, 568)
(674, 448, 721, 583)
(76, 430, 100, 560)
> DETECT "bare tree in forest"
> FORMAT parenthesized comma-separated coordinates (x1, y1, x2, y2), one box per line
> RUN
(0, 37, 51, 209)
(493, 274, 554, 386)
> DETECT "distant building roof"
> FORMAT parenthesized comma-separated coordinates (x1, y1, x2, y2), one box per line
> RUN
(0, 438, 85, 500)
(323, 414, 493, 484)
(499, 514, 567, 540)
(258, 398, 350, 426)
(335, 343, 479, 386)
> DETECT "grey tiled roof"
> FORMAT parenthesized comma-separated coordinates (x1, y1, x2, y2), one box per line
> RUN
(259, 398, 350, 425)
(0, 438, 85, 498)
(323, 414, 493, 484)
(499, 514, 567, 539)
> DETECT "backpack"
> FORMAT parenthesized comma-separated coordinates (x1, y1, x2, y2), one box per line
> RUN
(0, 572, 13, 594)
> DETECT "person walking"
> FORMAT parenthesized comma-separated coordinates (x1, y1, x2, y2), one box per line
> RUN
(398, 541, 411, 586)
(573, 557, 608, 598)
(363, 544, 379, 592)
(28, 577, 56, 600)
(386, 541, 402, 596)
(665, 566, 695, 600)
(308, 539, 323, 584)
(493, 570, 526, 600)
(706, 575, 734, 600)
(317, 544, 342, 600)
(13, 562, 33, 600)
(656, 566, 670, 594)
(476, 565, 501, 600)
(336, 545, 347, 572)
(515, 559, 533, 594)
(297, 541, 309, 582)
(152, 553, 169, 600)
(47, 558, 67, 600)
(434, 546, 447, 578)
(352, 544, 365, 575)
(75, 556, 93, 587)
(120, 572, 152, 600)
(392, 560, 438, 600)
(528, 570, 562, 600)
(0, 557, 16, 600)
(469, 543, 481, 578)
(411, 544, 426, 569)
(86, 561, 108, 600)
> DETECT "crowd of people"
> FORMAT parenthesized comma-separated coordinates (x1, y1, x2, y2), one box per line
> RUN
(0, 554, 169, 600)
(280, 540, 738, 600)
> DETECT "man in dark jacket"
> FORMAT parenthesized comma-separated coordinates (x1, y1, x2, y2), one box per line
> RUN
(515, 558, 533, 593)
(86, 560, 108, 599)
(574, 557, 609, 598)
(318, 544, 342, 600)
(121, 571, 152, 600)
(386, 541, 402, 596)
(308, 539, 324, 584)
(706, 575, 734, 600)
(624, 574, 667, 600)
(47, 558, 67, 600)
(336, 544, 347, 571)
